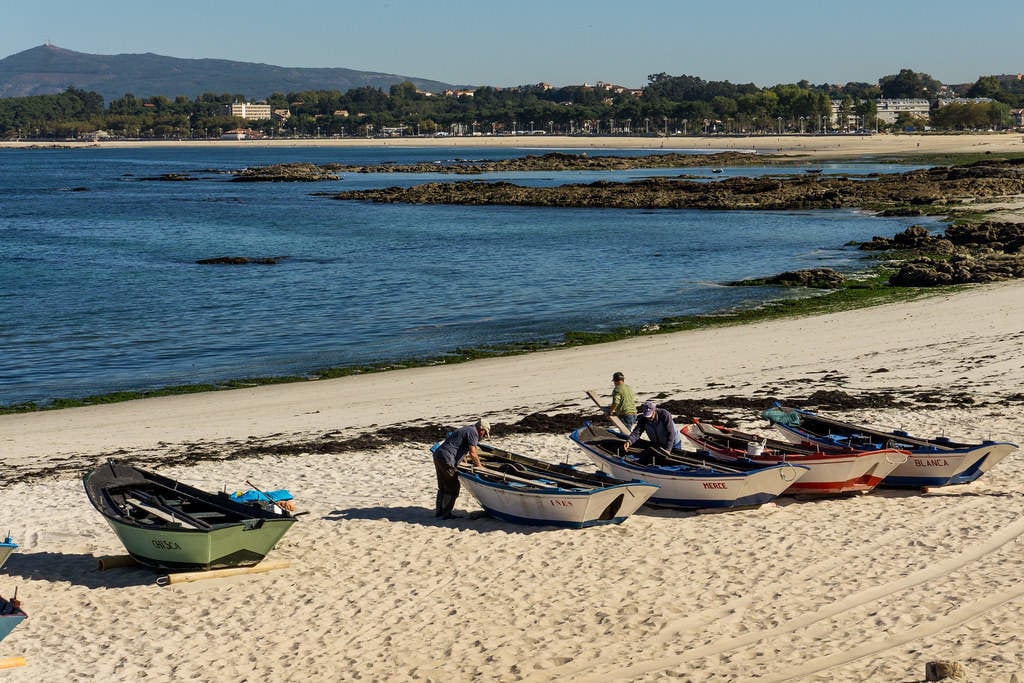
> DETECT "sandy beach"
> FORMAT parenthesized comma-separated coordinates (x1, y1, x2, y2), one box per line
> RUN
(1, 272, 1022, 681)
(3, 131, 1024, 160)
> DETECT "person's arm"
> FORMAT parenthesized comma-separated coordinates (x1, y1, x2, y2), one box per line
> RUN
(609, 389, 623, 416)
(467, 444, 482, 468)
(621, 419, 643, 452)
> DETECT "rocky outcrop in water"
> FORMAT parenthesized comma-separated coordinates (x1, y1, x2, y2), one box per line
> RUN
(344, 151, 763, 174)
(889, 251, 1024, 285)
(233, 151, 768, 178)
(232, 162, 339, 182)
(727, 268, 846, 289)
(331, 159, 1024, 212)
(139, 173, 195, 181)
(196, 256, 286, 265)
(862, 223, 1024, 285)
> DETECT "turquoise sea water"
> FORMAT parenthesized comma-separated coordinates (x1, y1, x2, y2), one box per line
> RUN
(0, 146, 937, 406)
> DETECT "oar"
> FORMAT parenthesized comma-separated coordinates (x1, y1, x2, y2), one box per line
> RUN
(585, 389, 631, 434)
(467, 466, 562, 489)
(245, 480, 293, 516)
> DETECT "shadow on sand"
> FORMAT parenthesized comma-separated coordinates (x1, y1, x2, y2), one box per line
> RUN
(323, 505, 618, 534)
(1, 551, 158, 589)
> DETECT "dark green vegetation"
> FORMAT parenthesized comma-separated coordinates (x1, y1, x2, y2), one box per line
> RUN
(0, 44, 454, 103)
(2, 66, 1022, 140)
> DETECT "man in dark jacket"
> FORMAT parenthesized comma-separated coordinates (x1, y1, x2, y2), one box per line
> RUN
(432, 419, 489, 519)
(622, 401, 681, 456)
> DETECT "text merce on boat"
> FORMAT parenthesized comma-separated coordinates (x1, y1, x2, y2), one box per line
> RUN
(570, 423, 808, 510)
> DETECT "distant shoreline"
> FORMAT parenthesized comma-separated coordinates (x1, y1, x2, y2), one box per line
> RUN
(3, 131, 1024, 159)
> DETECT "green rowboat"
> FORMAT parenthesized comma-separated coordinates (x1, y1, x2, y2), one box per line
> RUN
(83, 461, 296, 571)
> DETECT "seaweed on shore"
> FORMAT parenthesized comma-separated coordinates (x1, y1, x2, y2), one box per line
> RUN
(5, 388, 1017, 486)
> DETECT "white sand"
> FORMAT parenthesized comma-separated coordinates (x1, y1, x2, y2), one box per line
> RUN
(4, 131, 1024, 159)
(1, 278, 1023, 681)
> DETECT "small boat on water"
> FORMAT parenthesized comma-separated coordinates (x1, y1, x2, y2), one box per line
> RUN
(0, 592, 25, 644)
(453, 443, 659, 528)
(0, 534, 16, 571)
(680, 421, 907, 495)
(570, 424, 809, 510)
(83, 461, 297, 570)
(763, 404, 1019, 488)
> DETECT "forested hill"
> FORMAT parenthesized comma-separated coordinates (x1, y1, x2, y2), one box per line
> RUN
(0, 44, 458, 101)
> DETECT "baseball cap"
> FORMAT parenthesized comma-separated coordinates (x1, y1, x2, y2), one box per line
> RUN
(476, 419, 491, 435)
(612, 372, 624, 382)
(640, 401, 656, 418)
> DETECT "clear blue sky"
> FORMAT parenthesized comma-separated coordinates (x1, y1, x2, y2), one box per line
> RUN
(4, 0, 1021, 89)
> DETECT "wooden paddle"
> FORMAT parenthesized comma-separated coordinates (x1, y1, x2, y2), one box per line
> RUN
(245, 480, 293, 515)
(585, 390, 631, 434)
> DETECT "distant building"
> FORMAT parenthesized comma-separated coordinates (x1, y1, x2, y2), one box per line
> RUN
(595, 81, 632, 94)
(220, 128, 264, 140)
(935, 97, 994, 108)
(223, 102, 272, 120)
(874, 99, 931, 125)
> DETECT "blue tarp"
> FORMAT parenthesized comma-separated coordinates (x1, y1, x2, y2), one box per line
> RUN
(762, 408, 801, 427)
(230, 489, 293, 504)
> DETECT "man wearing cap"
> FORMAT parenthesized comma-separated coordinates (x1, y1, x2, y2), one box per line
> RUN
(608, 372, 637, 430)
(622, 401, 682, 457)
(431, 419, 489, 519)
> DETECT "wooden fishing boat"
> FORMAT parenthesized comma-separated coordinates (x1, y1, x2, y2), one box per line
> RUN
(570, 424, 809, 509)
(83, 461, 296, 570)
(680, 421, 907, 495)
(0, 535, 15, 572)
(0, 594, 25, 644)
(763, 404, 1019, 488)
(454, 443, 659, 528)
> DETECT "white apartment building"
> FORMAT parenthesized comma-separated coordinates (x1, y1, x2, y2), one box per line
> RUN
(223, 102, 272, 120)
(874, 99, 931, 125)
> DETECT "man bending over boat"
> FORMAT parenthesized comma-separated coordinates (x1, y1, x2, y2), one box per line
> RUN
(432, 419, 489, 519)
(620, 401, 682, 460)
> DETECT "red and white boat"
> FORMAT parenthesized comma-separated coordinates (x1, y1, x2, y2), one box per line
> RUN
(680, 421, 908, 495)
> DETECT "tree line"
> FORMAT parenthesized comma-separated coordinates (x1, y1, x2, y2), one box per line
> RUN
(0, 69, 1020, 140)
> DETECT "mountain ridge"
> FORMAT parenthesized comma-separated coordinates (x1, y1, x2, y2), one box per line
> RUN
(0, 44, 460, 102)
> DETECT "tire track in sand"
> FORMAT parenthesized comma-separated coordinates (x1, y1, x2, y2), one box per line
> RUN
(754, 580, 1024, 682)
(539, 508, 1024, 682)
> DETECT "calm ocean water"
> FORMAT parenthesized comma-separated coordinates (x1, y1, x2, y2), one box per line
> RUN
(0, 145, 937, 406)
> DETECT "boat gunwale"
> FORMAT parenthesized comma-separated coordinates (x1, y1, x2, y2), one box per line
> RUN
(769, 404, 1018, 452)
(83, 461, 296, 533)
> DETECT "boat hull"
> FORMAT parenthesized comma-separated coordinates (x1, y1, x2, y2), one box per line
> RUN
(766, 405, 1018, 488)
(775, 423, 1017, 487)
(681, 423, 905, 495)
(0, 598, 25, 644)
(570, 426, 807, 509)
(0, 541, 15, 572)
(83, 461, 296, 571)
(450, 443, 658, 528)
(100, 515, 295, 570)
(458, 473, 656, 528)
